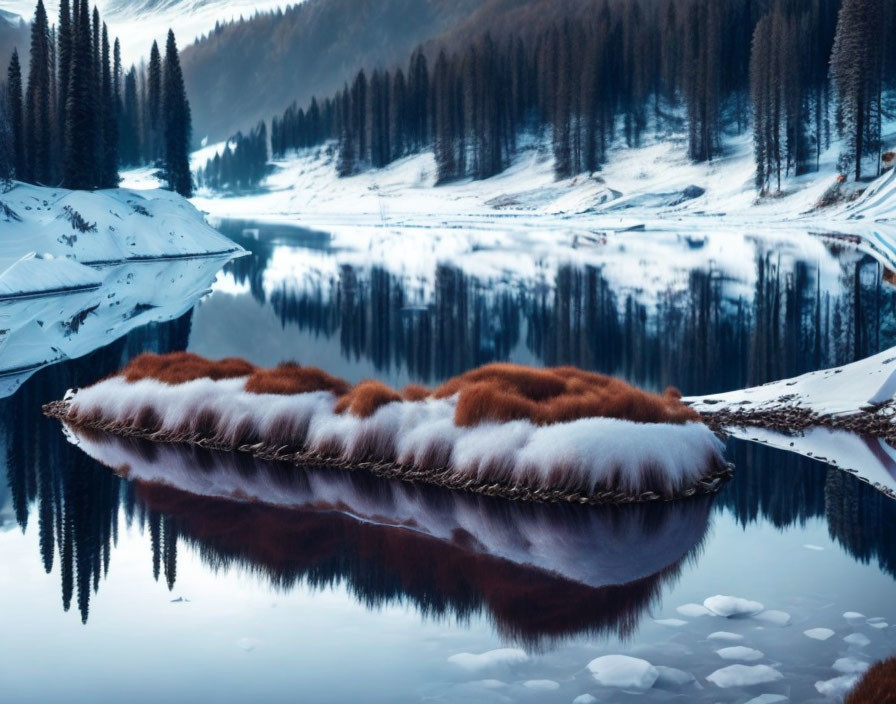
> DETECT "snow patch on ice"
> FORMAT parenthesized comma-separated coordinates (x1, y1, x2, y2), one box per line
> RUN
(706, 664, 784, 688)
(843, 633, 871, 647)
(755, 610, 792, 627)
(523, 680, 559, 690)
(708, 631, 745, 642)
(587, 655, 659, 689)
(815, 674, 860, 698)
(653, 666, 694, 688)
(804, 628, 836, 641)
(716, 646, 764, 662)
(448, 649, 529, 671)
(833, 657, 870, 674)
(677, 603, 712, 618)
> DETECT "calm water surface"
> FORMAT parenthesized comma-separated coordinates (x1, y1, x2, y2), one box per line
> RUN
(2, 220, 895, 702)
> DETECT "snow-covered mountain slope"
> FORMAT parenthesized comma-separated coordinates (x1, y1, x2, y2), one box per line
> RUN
(188, 132, 896, 231)
(0, 182, 244, 396)
(2, 0, 289, 61)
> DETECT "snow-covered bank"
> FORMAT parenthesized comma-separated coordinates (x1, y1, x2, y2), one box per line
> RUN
(185, 132, 896, 230)
(0, 182, 245, 396)
(688, 349, 896, 498)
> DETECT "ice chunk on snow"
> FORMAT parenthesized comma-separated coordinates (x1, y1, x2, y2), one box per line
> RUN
(523, 680, 559, 690)
(833, 657, 870, 674)
(587, 655, 659, 689)
(448, 648, 529, 670)
(844, 633, 871, 647)
(654, 666, 694, 688)
(804, 628, 835, 641)
(708, 631, 745, 642)
(706, 665, 783, 688)
(716, 646, 764, 661)
(704, 595, 764, 618)
(677, 603, 712, 618)
(654, 618, 688, 627)
(744, 696, 788, 704)
(755, 610, 792, 627)
(815, 674, 859, 698)
(572, 695, 598, 704)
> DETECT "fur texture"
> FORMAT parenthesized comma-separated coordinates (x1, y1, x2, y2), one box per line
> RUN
(846, 657, 896, 703)
(54, 354, 729, 500)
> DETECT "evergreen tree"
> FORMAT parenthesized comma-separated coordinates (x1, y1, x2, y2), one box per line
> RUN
(6, 49, 25, 180)
(0, 100, 13, 186)
(63, 0, 95, 189)
(100, 24, 118, 187)
(830, 0, 885, 180)
(57, 0, 72, 156)
(25, 0, 53, 184)
(146, 41, 162, 163)
(161, 29, 192, 196)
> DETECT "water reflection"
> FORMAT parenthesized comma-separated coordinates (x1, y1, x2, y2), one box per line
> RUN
(4, 219, 896, 644)
(208, 224, 896, 394)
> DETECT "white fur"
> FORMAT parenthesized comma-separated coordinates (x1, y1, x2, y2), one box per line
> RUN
(68, 375, 726, 496)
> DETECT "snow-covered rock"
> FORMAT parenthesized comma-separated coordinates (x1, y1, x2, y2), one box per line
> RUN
(706, 664, 784, 688)
(586, 655, 659, 689)
(704, 595, 765, 618)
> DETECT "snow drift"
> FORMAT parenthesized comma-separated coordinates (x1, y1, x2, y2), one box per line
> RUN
(66, 428, 714, 644)
(45, 353, 730, 503)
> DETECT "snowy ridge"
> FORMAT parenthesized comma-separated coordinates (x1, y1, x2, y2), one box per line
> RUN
(67, 427, 713, 589)
(61, 375, 727, 499)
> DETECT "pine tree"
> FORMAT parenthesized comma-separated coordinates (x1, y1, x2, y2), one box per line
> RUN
(63, 0, 95, 189)
(830, 0, 884, 180)
(0, 100, 13, 186)
(25, 0, 53, 184)
(100, 24, 118, 187)
(6, 49, 25, 180)
(147, 41, 162, 163)
(57, 0, 72, 164)
(161, 29, 192, 196)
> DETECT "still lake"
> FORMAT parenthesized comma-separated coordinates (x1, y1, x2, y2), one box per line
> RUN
(1, 219, 895, 702)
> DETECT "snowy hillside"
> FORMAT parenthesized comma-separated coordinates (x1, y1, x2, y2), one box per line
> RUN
(0, 182, 244, 396)
(2, 0, 289, 61)
(189, 133, 896, 233)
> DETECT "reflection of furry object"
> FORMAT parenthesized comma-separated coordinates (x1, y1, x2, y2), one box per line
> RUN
(846, 657, 896, 703)
(46, 352, 730, 504)
(72, 428, 715, 646)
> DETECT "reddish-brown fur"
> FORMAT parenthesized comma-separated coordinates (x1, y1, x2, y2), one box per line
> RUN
(244, 362, 351, 396)
(121, 352, 256, 384)
(438, 363, 698, 426)
(846, 657, 896, 703)
(109, 354, 698, 426)
(334, 380, 403, 417)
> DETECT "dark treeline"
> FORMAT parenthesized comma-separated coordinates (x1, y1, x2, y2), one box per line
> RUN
(0, 1, 192, 195)
(264, 0, 895, 192)
(196, 120, 268, 192)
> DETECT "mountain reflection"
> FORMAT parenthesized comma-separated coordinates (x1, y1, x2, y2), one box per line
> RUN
(215, 225, 896, 394)
(4, 224, 896, 629)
